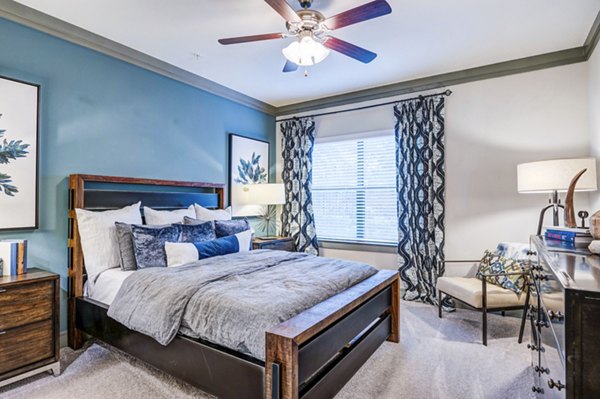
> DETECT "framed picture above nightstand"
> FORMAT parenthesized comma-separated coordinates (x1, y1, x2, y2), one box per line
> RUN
(252, 236, 295, 252)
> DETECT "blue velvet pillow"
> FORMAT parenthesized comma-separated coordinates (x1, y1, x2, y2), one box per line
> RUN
(131, 224, 181, 268)
(164, 230, 253, 267)
(183, 216, 250, 238)
(194, 235, 239, 259)
(179, 220, 216, 243)
(214, 219, 251, 238)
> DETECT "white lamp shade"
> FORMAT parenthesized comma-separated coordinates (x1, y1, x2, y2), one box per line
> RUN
(517, 158, 597, 193)
(231, 183, 286, 206)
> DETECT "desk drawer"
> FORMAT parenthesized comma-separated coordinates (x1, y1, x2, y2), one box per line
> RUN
(537, 274, 565, 357)
(0, 319, 54, 375)
(0, 281, 54, 331)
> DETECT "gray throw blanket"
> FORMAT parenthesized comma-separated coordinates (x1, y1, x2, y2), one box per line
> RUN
(107, 250, 377, 360)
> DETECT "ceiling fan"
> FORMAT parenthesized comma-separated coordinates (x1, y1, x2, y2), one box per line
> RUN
(218, 0, 392, 73)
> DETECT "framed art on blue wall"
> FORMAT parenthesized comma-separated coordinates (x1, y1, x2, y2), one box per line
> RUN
(228, 133, 270, 217)
(0, 75, 40, 231)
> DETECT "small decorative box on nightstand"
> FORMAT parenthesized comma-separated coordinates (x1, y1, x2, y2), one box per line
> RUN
(252, 236, 295, 252)
(0, 269, 60, 388)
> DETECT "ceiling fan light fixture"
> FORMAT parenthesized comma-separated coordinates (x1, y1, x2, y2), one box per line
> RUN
(282, 36, 330, 66)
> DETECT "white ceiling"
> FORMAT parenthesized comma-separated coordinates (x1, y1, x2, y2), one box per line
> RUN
(14, 0, 600, 107)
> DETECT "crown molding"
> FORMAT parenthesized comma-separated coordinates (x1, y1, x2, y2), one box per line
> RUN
(274, 8, 600, 116)
(275, 47, 587, 116)
(2, 0, 597, 118)
(584, 10, 600, 60)
(0, 0, 276, 115)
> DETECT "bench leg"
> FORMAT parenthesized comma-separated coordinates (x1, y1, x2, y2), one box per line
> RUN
(518, 285, 531, 344)
(438, 291, 443, 319)
(482, 278, 487, 346)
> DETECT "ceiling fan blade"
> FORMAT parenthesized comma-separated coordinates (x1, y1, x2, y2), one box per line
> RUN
(283, 60, 299, 73)
(218, 33, 285, 45)
(264, 0, 302, 23)
(323, 0, 391, 30)
(323, 37, 377, 63)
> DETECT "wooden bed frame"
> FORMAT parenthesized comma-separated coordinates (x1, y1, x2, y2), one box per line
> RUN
(67, 174, 400, 399)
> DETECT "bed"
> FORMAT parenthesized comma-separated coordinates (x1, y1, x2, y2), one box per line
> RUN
(67, 174, 399, 399)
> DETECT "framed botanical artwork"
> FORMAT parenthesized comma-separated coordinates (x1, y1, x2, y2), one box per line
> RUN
(0, 76, 40, 231)
(228, 133, 270, 217)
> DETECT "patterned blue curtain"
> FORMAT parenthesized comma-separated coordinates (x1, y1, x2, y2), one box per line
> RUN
(280, 118, 319, 255)
(395, 95, 446, 305)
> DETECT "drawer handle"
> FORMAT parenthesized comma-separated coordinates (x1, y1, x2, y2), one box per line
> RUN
(535, 320, 550, 328)
(527, 344, 545, 352)
(548, 379, 565, 391)
(531, 386, 544, 394)
(547, 310, 564, 321)
(0, 288, 6, 293)
(535, 365, 550, 374)
(529, 305, 537, 313)
(0, 331, 5, 335)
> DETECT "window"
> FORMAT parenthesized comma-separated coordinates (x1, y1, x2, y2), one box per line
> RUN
(312, 132, 398, 244)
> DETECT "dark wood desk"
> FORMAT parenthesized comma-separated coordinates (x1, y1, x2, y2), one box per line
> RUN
(529, 236, 600, 398)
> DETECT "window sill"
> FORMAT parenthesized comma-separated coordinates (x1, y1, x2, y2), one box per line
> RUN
(318, 239, 398, 254)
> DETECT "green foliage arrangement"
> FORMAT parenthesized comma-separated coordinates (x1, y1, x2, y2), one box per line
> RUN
(235, 152, 267, 184)
(0, 114, 30, 197)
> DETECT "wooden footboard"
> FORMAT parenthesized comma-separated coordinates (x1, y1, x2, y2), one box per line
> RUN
(266, 270, 399, 399)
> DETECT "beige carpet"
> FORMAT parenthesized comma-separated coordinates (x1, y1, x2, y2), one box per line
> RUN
(0, 301, 535, 399)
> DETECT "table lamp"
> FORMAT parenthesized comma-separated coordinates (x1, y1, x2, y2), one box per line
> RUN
(231, 183, 285, 237)
(517, 158, 597, 235)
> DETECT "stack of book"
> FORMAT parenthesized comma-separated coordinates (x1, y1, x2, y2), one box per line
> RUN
(0, 239, 28, 276)
(544, 226, 592, 249)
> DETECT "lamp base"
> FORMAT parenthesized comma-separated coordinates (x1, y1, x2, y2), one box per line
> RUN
(536, 190, 565, 235)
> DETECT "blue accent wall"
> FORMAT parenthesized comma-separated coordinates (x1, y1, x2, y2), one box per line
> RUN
(0, 17, 275, 331)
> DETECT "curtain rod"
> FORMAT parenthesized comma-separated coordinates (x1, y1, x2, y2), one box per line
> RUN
(277, 89, 452, 122)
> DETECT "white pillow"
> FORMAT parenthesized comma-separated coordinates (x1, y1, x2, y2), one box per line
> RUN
(164, 242, 199, 268)
(75, 202, 142, 281)
(143, 205, 195, 225)
(165, 230, 252, 267)
(194, 204, 232, 221)
(235, 229, 253, 252)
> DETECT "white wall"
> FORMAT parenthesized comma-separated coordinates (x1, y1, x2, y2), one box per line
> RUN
(277, 62, 591, 268)
(445, 63, 590, 260)
(589, 45, 600, 212)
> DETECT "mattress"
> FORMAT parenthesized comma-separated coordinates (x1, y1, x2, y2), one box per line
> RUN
(85, 268, 135, 305)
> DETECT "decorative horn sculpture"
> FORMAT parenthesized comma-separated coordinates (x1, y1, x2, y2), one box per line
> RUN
(564, 168, 587, 228)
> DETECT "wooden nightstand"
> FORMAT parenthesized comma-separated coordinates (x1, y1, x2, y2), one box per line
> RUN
(252, 236, 295, 252)
(0, 269, 60, 388)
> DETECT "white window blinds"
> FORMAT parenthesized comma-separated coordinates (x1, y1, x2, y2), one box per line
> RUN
(312, 132, 398, 244)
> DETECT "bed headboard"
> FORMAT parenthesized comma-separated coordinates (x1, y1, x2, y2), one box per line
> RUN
(67, 174, 224, 347)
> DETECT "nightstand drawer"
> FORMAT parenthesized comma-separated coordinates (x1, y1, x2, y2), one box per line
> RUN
(0, 319, 54, 375)
(253, 237, 296, 252)
(0, 281, 54, 331)
(260, 240, 295, 251)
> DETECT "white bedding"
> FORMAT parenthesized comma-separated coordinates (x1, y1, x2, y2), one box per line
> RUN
(85, 268, 134, 305)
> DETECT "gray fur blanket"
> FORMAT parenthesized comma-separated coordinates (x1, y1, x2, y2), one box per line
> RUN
(107, 250, 377, 360)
